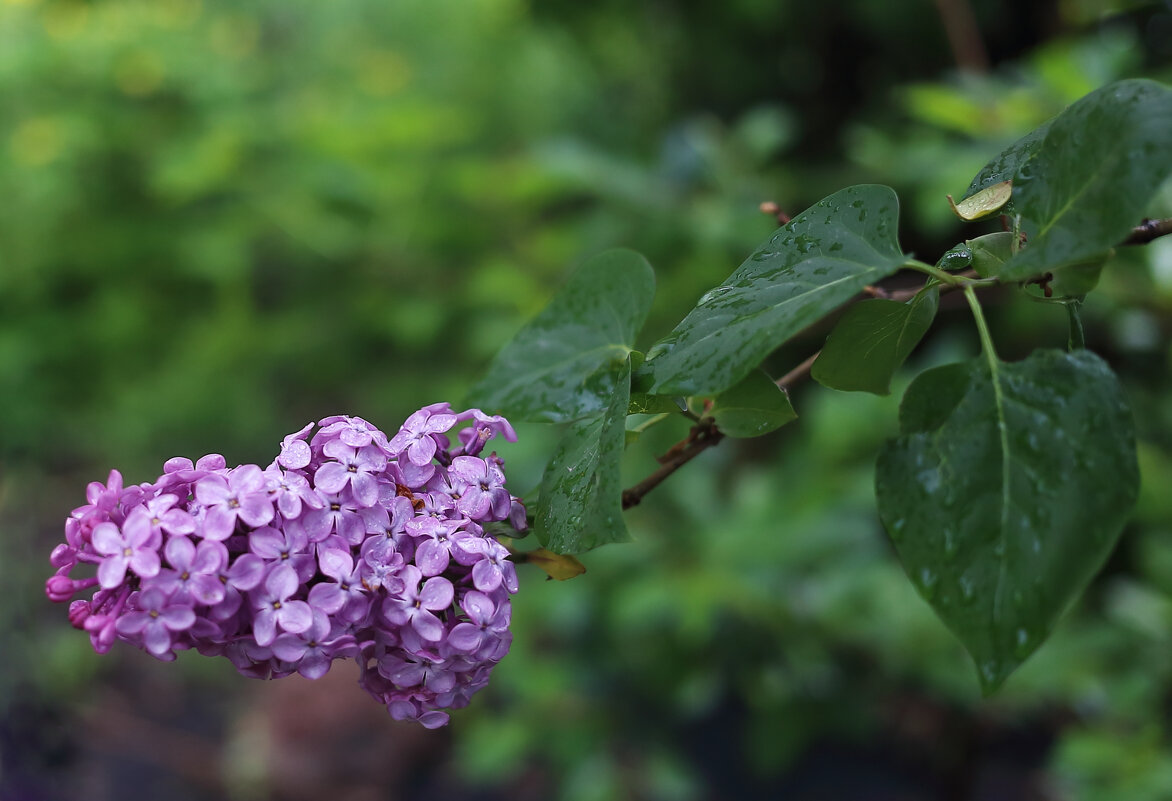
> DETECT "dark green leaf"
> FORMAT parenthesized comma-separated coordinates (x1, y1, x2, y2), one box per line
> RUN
(812, 289, 939, 395)
(937, 242, 973, 272)
(875, 349, 1138, 693)
(646, 185, 907, 396)
(708, 369, 797, 437)
(466, 249, 655, 423)
(535, 361, 631, 553)
(964, 119, 1052, 198)
(1001, 79, 1172, 280)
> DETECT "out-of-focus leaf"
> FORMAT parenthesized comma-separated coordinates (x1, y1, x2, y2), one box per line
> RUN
(708, 369, 797, 437)
(812, 288, 939, 395)
(968, 231, 1016, 278)
(876, 349, 1138, 693)
(467, 249, 655, 423)
(646, 185, 907, 396)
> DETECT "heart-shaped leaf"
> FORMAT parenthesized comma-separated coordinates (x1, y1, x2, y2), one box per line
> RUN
(811, 288, 939, 395)
(535, 361, 631, 554)
(645, 185, 908, 396)
(467, 249, 655, 423)
(876, 349, 1138, 693)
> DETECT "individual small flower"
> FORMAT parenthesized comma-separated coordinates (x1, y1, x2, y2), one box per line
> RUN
(207, 551, 266, 621)
(91, 509, 161, 589)
(455, 409, 518, 457)
(316, 415, 387, 450)
(249, 523, 315, 584)
(307, 548, 371, 621)
(141, 494, 196, 538)
(272, 608, 359, 680)
(196, 464, 274, 540)
(302, 491, 375, 546)
(388, 408, 457, 466)
(265, 466, 323, 519)
(447, 591, 510, 655)
(154, 537, 227, 606)
(448, 456, 512, 521)
(313, 440, 386, 508)
(382, 566, 454, 642)
(277, 422, 314, 470)
(115, 587, 196, 657)
(251, 563, 313, 647)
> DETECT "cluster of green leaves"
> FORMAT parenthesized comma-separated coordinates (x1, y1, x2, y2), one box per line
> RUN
(469, 78, 1172, 693)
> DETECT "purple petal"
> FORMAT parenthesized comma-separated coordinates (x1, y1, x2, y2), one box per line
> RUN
(160, 606, 196, 631)
(142, 624, 173, 656)
(271, 633, 308, 662)
(264, 563, 299, 601)
(406, 436, 436, 466)
(277, 600, 313, 634)
(201, 506, 237, 541)
(231, 464, 266, 494)
(297, 653, 330, 680)
(419, 576, 454, 611)
(307, 582, 344, 614)
(350, 473, 378, 508)
(318, 548, 353, 582)
(238, 494, 275, 528)
(313, 462, 350, 495)
(228, 553, 265, 591)
(448, 623, 483, 652)
(411, 610, 444, 642)
(164, 536, 195, 570)
(472, 560, 502, 592)
(253, 609, 277, 646)
(415, 540, 449, 577)
(195, 476, 231, 506)
(129, 548, 161, 579)
(91, 523, 123, 557)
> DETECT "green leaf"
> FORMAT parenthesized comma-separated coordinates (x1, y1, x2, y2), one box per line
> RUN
(628, 392, 682, 415)
(949, 180, 1012, 221)
(811, 288, 939, 395)
(535, 361, 631, 554)
(967, 231, 1015, 278)
(875, 349, 1138, 693)
(646, 185, 907, 396)
(964, 119, 1052, 199)
(466, 249, 655, 423)
(1000, 79, 1172, 280)
(708, 369, 797, 437)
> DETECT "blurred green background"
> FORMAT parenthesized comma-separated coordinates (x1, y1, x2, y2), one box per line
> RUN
(4, 0, 1172, 799)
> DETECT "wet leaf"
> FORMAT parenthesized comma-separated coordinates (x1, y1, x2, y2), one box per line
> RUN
(708, 369, 797, 437)
(535, 361, 631, 554)
(949, 180, 1012, 221)
(875, 349, 1138, 693)
(964, 120, 1052, 199)
(812, 288, 938, 395)
(1000, 79, 1172, 280)
(467, 249, 655, 423)
(646, 185, 907, 396)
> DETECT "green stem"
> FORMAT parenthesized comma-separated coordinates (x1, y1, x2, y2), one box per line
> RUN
(964, 284, 998, 364)
(904, 259, 964, 286)
(629, 413, 671, 434)
(1067, 300, 1086, 351)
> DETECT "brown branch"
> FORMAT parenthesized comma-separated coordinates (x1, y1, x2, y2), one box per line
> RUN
(1122, 217, 1172, 246)
(931, 0, 989, 73)
(614, 213, 1172, 511)
(621, 420, 724, 510)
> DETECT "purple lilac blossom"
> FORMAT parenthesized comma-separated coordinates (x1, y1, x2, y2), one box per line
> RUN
(45, 405, 524, 727)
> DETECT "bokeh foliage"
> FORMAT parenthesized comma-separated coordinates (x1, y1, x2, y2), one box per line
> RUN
(4, 0, 1172, 798)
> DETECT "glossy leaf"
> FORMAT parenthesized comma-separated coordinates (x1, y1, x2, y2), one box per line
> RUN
(875, 349, 1138, 693)
(646, 185, 907, 396)
(708, 369, 797, 437)
(949, 180, 1012, 221)
(812, 288, 939, 395)
(964, 120, 1052, 199)
(535, 361, 631, 554)
(967, 232, 1015, 278)
(466, 249, 655, 423)
(1001, 79, 1172, 280)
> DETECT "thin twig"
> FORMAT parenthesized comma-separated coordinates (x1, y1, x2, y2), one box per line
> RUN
(621, 421, 723, 510)
(614, 216, 1172, 511)
(1122, 217, 1172, 246)
(931, 0, 989, 73)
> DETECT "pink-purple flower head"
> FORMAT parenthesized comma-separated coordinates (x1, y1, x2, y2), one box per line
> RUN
(46, 404, 525, 727)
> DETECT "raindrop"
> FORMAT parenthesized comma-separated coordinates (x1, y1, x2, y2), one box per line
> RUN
(942, 528, 958, 557)
(918, 568, 939, 598)
(698, 286, 732, 306)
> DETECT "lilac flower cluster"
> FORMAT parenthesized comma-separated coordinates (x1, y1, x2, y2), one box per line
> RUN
(46, 405, 525, 728)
